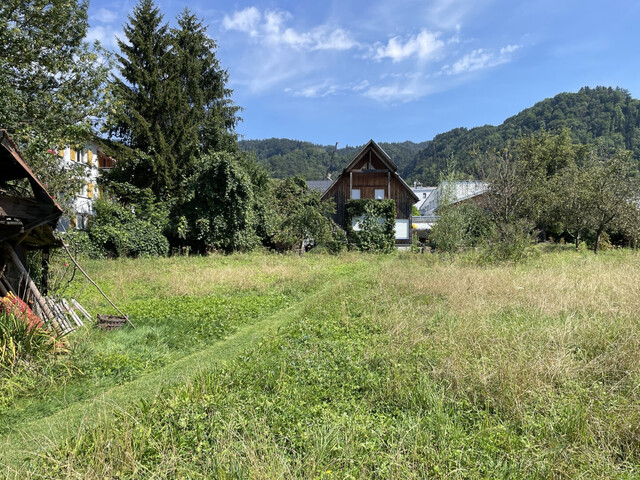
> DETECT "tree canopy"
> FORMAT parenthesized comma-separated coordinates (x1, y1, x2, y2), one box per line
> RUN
(0, 0, 109, 201)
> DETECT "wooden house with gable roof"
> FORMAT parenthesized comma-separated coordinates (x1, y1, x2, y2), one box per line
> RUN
(321, 140, 419, 246)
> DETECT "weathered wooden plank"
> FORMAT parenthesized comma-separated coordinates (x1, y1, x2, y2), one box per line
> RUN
(0, 194, 59, 222)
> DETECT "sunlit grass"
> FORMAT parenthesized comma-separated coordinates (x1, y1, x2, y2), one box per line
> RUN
(3, 249, 640, 478)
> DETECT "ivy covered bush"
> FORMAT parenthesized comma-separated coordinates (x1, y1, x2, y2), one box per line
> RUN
(345, 200, 396, 252)
(85, 197, 169, 258)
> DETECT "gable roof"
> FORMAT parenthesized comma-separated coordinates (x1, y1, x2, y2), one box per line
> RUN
(321, 139, 419, 203)
(342, 139, 397, 173)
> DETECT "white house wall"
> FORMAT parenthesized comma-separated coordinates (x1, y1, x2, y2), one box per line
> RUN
(58, 142, 103, 229)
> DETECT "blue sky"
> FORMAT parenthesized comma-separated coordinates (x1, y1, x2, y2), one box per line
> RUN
(87, 0, 640, 146)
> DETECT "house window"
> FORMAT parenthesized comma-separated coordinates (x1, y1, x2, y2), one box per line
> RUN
(395, 219, 410, 240)
(375, 189, 385, 199)
(423, 193, 427, 198)
(352, 216, 384, 231)
(351, 189, 360, 199)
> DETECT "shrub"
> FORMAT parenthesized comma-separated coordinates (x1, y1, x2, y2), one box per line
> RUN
(87, 198, 169, 258)
(179, 152, 260, 253)
(480, 219, 537, 262)
(324, 224, 348, 254)
(345, 200, 396, 252)
(430, 203, 493, 254)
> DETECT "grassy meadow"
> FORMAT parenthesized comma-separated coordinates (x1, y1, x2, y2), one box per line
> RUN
(2, 248, 640, 478)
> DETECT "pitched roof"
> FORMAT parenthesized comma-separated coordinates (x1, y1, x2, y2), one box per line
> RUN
(307, 180, 334, 194)
(342, 139, 397, 173)
(321, 139, 419, 203)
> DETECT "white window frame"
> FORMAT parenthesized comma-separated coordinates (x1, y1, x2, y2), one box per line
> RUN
(351, 188, 361, 199)
(375, 189, 385, 199)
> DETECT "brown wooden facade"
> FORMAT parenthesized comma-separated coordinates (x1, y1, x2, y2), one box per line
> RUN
(321, 140, 419, 245)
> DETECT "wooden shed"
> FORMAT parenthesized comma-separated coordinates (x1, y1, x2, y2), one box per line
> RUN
(0, 130, 65, 332)
(321, 140, 419, 246)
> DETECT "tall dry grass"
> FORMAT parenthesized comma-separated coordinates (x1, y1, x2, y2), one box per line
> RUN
(18, 250, 640, 478)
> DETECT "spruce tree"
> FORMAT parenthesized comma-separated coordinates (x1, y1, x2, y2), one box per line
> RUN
(108, 2, 242, 200)
(172, 10, 242, 172)
(108, 0, 176, 197)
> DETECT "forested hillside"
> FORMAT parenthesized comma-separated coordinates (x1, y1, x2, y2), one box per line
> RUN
(239, 138, 428, 180)
(403, 86, 640, 184)
(242, 87, 640, 185)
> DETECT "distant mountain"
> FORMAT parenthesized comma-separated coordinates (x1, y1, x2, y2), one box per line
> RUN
(241, 87, 640, 186)
(403, 86, 640, 184)
(238, 138, 429, 180)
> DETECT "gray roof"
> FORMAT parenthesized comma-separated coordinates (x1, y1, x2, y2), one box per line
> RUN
(307, 180, 333, 194)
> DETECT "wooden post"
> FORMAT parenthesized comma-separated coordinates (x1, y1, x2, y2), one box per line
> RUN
(41, 247, 50, 296)
(59, 242, 135, 328)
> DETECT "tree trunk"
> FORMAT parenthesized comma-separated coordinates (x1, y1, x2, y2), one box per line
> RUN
(594, 228, 603, 254)
(299, 239, 305, 256)
(575, 236, 579, 251)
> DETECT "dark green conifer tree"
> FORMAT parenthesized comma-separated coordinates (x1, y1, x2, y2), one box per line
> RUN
(108, 0, 176, 197)
(171, 9, 242, 189)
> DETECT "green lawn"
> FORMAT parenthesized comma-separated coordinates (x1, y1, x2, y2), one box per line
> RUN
(3, 249, 640, 478)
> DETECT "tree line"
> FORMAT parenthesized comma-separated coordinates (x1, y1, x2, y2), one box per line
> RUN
(430, 129, 640, 257)
(0, 0, 343, 255)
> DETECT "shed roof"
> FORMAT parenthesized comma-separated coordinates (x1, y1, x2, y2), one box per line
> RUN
(0, 130, 63, 247)
(307, 180, 334, 194)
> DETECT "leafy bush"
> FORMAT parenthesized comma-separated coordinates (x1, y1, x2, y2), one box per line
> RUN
(324, 224, 348, 254)
(430, 203, 493, 254)
(345, 200, 396, 252)
(179, 152, 260, 253)
(480, 219, 537, 262)
(87, 198, 169, 258)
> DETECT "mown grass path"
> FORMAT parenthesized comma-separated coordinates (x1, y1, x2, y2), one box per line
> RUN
(0, 257, 374, 473)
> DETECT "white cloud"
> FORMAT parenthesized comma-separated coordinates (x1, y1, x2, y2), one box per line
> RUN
(373, 30, 445, 62)
(93, 8, 118, 24)
(363, 84, 430, 103)
(500, 44, 521, 55)
(443, 44, 521, 75)
(223, 7, 357, 51)
(86, 25, 121, 48)
(291, 81, 339, 98)
(222, 7, 262, 36)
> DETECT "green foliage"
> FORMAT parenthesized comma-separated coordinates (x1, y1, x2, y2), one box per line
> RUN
(0, 0, 110, 202)
(0, 310, 61, 370)
(345, 200, 396, 252)
(179, 152, 259, 253)
(107, 1, 240, 201)
(405, 86, 640, 184)
(430, 203, 493, 254)
(480, 219, 537, 262)
(269, 177, 336, 253)
(87, 198, 169, 258)
(324, 225, 348, 254)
